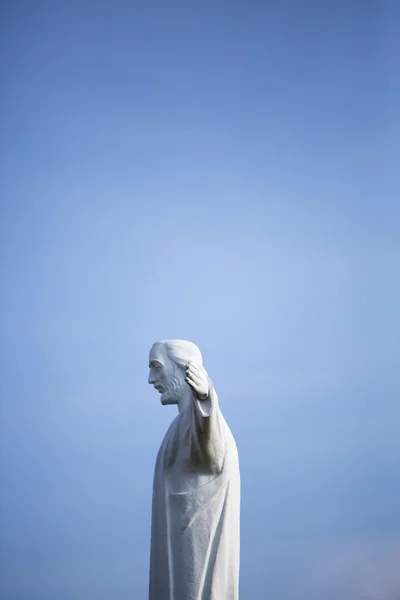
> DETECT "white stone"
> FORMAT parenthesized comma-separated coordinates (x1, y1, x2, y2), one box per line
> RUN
(148, 339, 240, 600)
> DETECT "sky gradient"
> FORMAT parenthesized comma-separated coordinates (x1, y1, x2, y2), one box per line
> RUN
(1, 1, 399, 598)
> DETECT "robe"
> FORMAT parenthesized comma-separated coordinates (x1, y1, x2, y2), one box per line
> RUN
(149, 382, 240, 600)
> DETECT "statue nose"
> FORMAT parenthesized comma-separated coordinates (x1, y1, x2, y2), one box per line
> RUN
(148, 372, 156, 384)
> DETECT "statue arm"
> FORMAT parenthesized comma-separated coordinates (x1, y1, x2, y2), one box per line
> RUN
(185, 361, 226, 471)
(192, 381, 226, 472)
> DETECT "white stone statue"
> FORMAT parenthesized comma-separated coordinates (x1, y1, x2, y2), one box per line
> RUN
(148, 339, 240, 600)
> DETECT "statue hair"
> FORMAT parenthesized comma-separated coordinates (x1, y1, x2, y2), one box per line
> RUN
(157, 339, 203, 370)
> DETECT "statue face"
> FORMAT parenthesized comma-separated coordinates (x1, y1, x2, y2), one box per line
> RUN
(148, 343, 182, 405)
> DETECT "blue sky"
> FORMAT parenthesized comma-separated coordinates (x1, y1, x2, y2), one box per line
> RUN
(1, 1, 399, 598)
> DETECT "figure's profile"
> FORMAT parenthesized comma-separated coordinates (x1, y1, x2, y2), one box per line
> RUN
(148, 339, 240, 600)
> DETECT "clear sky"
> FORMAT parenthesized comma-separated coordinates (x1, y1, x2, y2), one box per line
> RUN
(1, 1, 399, 599)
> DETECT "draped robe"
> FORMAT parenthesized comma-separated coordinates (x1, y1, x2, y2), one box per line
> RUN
(149, 383, 240, 600)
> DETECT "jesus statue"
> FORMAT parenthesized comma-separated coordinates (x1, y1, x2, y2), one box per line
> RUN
(148, 339, 240, 600)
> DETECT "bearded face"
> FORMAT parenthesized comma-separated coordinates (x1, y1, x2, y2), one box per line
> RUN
(148, 343, 185, 405)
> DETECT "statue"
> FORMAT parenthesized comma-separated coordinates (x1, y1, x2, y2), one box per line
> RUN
(148, 339, 240, 599)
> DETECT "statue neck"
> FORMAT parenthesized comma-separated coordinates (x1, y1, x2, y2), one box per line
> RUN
(177, 384, 192, 414)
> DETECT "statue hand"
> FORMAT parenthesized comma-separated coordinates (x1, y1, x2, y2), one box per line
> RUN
(185, 361, 209, 400)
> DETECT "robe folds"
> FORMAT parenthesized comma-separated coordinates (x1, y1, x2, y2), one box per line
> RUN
(149, 383, 240, 600)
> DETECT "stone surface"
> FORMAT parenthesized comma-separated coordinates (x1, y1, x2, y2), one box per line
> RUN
(148, 339, 240, 600)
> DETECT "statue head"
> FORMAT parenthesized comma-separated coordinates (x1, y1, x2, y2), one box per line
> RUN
(148, 339, 203, 405)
